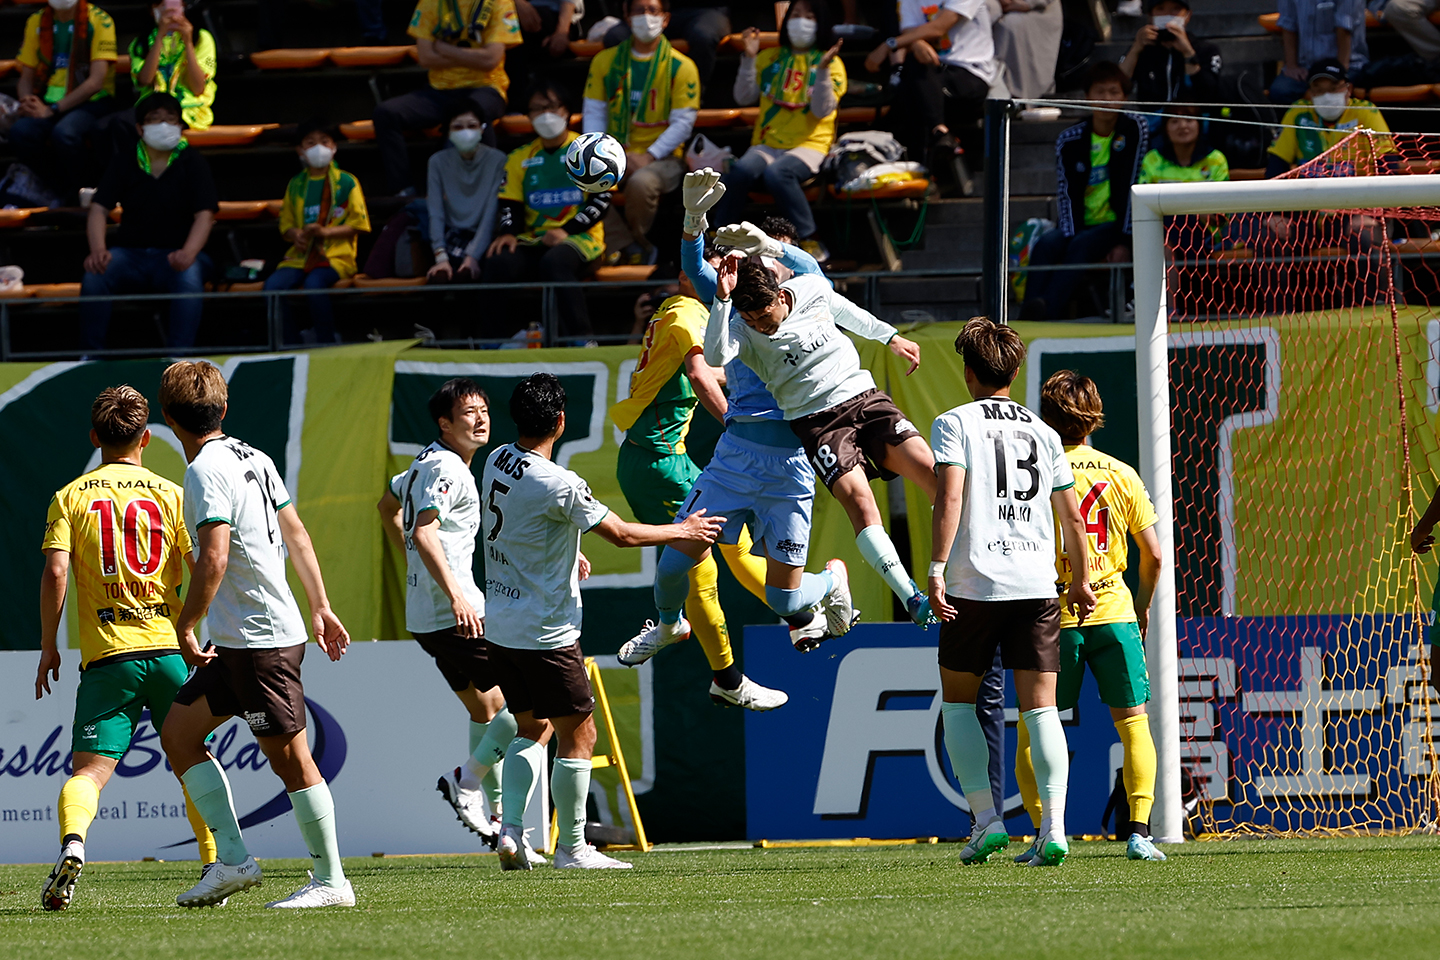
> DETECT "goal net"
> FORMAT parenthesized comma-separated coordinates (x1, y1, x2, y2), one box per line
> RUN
(1141, 131, 1440, 837)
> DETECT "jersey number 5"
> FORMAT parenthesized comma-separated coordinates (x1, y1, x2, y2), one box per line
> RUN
(486, 479, 511, 542)
(89, 499, 165, 577)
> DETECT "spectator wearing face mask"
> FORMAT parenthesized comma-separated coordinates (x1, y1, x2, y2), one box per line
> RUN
(1266, 59, 1395, 177)
(1119, 0, 1220, 127)
(1271, 0, 1368, 106)
(424, 106, 506, 283)
(482, 81, 610, 340)
(712, 0, 845, 263)
(263, 119, 371, 345)
(583, 0, 700, 266)
(80, 93, 216, 351)
(603, 0, 729, 93)
(11, 0, 119, 202)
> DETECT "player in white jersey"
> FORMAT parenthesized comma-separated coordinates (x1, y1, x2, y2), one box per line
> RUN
(927, 318, 1096, 868)
(377, 378, 521, 851)
(710, 254, 940, 625)
(156, 361, 356, 909)
(482, 374, 724, 870)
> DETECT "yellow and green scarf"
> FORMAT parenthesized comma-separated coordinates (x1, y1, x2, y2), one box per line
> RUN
(757, 47, 818, 142)
(435, 0, 495, 42)
(135, 135, 186, 175)
(601, 35, 677, 149)
(282, 162, 352, 268)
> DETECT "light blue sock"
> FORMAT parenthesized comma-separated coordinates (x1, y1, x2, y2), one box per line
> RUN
(941, 702, 997, 822)
(855, 524, 916, 603)
(765, 570, 834, 617)
(288, 782, 345, 887)
(468, 720, 487, 755)
(655, 547, 696, 623)
(473, 707, 517, 808)
(551, 757, 592, 849)
(500, 737, 545, 828)
(1023, 706, 1069, 839)
(180, 759, 248, 866)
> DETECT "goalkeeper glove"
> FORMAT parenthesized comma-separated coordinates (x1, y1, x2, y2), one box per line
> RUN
(682, 168, 726, 236)
(715, 221, 784, 259)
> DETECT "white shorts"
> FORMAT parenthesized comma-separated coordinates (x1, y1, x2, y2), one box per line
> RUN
(675, 431, 815, 565)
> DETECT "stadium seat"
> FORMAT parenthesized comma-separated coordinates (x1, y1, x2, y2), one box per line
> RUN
(594, 265, 657, 281)
(28, 283, 82, 299)
(250, 49, 333, 69)
(720, 31, 779, 51)
(0, 60, 16, 78)
(329, 46, 416, 67)
(1230, 168, 1265, 180)
(183, 124, 278, 146)
(828, 179, 930, 201)
(0, 285, 34, 299)
(568, 38, 687, 58)
(1357, 85, 1435, 103)
(352, 274, 426, 287)
(264, 199, 285, 217)
(114, 54, 130, 74)
(0, 208, 40, 227)
(342, 119, 443, 140)
(216, 200, 273, 220)
(496, 113, 582, 136)
(693, 108, 744, 127)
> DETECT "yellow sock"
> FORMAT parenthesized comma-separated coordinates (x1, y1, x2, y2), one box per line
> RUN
(1115, 714, 1157, 829)
(717, 526, 768, 605)
(182, 783, 218, 864)
(1013, 719, 1043, 830)
(686, 553, 734, 671)
(58, 775, 100, 843)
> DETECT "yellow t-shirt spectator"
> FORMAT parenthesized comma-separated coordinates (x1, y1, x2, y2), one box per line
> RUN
(584, 38, 700, 158)
(17, 4, 118, 104)
(277, 164, 372, 278)
(407, 0, 521, 95)
(129, 27, 218, 130)
(1268, 98, 1396, 172)
(751, 46, 846, 154)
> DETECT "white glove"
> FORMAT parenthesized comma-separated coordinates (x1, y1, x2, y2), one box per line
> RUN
(682, 168, 726, 236)
(715, 221, 783, 259)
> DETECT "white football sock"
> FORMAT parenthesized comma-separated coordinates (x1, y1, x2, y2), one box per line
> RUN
(1023, 706, 1069, 839)
(941, 702, 996, 823)
(499, 737, 545, 829)
(855, 524, 916, 603)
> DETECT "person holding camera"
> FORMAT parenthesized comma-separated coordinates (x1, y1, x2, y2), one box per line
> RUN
(1119, 0, 1221, 127)
(373, 0, 522, 195)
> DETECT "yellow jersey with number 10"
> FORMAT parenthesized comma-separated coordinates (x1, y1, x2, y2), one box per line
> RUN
(1054, 444, 1157, 628)
(42, 462, 192, 668)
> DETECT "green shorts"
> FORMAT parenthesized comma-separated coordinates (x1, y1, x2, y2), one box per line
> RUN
(1055, 621, 1151, 712)
(73, 653, 189, 758)
(617, 442, 700, 526)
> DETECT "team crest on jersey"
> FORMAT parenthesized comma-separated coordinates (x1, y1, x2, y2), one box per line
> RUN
(1113, 135, 1126, 152)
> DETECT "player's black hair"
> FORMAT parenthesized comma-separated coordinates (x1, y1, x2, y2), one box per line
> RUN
(732, 257, 781, 314)
(955, 316, 1026, 387)
(295, 116, 342, 146)
(757, 215, 800, 245)
(526, 79, 570, 114)
(428, 378, 489, 428)
(511, 373, 566, 438)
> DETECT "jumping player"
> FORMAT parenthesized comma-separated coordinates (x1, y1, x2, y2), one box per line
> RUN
(610, 265, 789, 709)
(377, 378, 520, 847)
(927, 318, 1095, 868)
(1012, 370, 1165, 863)
(710, 249, 937, 624)
(482, 373, 724, 870)
(36, 386, 217, 911)
(157, 360, 355, 908)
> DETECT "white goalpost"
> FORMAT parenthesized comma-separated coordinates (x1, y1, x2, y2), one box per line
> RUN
(1130, 174, 1440, 844)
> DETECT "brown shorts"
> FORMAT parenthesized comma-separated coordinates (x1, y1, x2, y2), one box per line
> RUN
(173, 644, 307, 737)
(484, 640, 594, 720)
(938, 597, 1061, 675)
(415, 627, 497, 693)
(790, 388, 922, 490)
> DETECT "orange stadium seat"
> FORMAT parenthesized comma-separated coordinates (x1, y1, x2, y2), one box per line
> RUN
(693, 108, 743, 127)
(183, 124, 278, 146)
(113, 54, 130, 74)
(1230, 168, 1265, 181)
(250, 49, 333, 69)
(828, 179, 930, 201)
(0, 60, 16, 78)
(352, 274, 427, 288)
(216, 200, 273, 220)
(341, 120, 376, 140)
(28, 283, 82, 299)
(593, 265, 657, 282)
(0, 208, 39, 227)
(329, 46, 415, 67)
(720, 31, 778, 51)
(1358, 85, 1435, 103)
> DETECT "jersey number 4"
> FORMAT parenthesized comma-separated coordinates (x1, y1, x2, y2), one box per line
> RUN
(1078, 481, 1110, 553)
(89, 499, 165, 577)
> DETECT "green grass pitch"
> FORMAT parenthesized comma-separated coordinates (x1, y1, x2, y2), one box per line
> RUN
(2, 837, 1439, 960)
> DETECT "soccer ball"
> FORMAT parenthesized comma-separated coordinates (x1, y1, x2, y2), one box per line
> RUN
(564, 132, 626, 193)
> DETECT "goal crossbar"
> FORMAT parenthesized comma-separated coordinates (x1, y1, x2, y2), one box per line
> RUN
(1129, 175, 1440, 843)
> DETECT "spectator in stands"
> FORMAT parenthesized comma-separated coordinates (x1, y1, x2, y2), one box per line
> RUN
(603, 0, 730, 93)
(1018, 62, 1146, 322)
(80, 93, 216, 351)
(992, 0, 1064, 101)
(505, 0, 576, 111)
(1385, 0, 1440, 68)
(263, 119, 371, 345)
(863, 0, 997, 189)
(424, 106, 506, 282)
(11, 0, 118, 203)
(583, 0, 700, 266)
(712, 3, 845, 262)
(1119, 0, 1222, 126)
(374, 0, 522, 195)
(1266, 59, 1397, 176)
(482, 81, 609, 340)
(1138, 103, 1228, 250)
(102, 0, 217, 162)
(1271, 0, 1368, 105)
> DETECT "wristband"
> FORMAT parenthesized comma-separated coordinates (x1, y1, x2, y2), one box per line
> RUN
(682, 211, 708, 236)
(928, 561, 946, 580)
(433, 250, 450, 264)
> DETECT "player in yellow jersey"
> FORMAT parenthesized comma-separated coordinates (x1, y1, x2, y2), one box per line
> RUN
(35, 386, 217, 910)
(1014, 370, 1166, 863)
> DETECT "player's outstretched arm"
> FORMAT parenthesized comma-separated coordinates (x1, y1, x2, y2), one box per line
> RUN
(705, 256, 746, 368)
(1411, 483, 1440, 554)
(278, 505, 351, 661)
(684, 349, 729, 422)
(176, 524, 227, 668)
(376, 489, 406, 553)
(1133, 525, 1163, 637)
(1052, 487, 1097, 625)
(410, 509, 482, 639)
(928, 464, 964, 622)
(590, 508, 726, 549)
(36, 548, 69, 699)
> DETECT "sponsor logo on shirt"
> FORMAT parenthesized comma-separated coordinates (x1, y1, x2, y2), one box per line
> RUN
(895, 418, 917, 436)
(487, 578, 522, 599)
(527, 187, 583, 209)
(97, 607, 116, 625)
(775, 538, 806, 558)
(987, 538, 1043, 556)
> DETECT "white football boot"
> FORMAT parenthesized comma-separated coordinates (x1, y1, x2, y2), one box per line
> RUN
(266, 872, 356, 908)
(497, 825, 548, 870)
(820, 559, 856, 637)
(553, 843, 633, 869)
(618, 617, 690, 667)
(198, 862, 230, 907)
(41, 839, 84, 911)
(709, 676, 788, 711)
(959, 819, 1011, 865)
(437, 767, 499, 842)
(177, 855, 262, 907)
